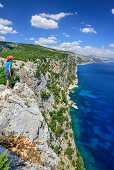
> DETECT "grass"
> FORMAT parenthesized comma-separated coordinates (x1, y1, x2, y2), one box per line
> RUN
(0, 42, 68, 62)
(0, 67, 20, 88)
(0, 150, 11, 169)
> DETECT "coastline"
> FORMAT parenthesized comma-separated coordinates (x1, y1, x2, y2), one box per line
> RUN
(69, 62, 114, 170)
(67, 65, 85, 169)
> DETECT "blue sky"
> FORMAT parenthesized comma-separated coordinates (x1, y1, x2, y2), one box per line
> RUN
(0, 0, 114, 57)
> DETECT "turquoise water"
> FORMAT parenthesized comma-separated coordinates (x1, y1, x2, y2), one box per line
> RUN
(70, 62, 114, 170)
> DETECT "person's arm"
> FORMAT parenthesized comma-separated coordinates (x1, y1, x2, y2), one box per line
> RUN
(9, 65, 11, 77)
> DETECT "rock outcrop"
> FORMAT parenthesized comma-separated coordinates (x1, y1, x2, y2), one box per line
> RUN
(0, 83, 60, 169)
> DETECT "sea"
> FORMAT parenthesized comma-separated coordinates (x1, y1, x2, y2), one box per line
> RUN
(69, 62, 114, 170)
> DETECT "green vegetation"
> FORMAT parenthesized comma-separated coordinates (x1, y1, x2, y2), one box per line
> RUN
(48, 120, 56, 132)
(47, 81, 61, 97)
(61, 90, 68, 104)
(76, 148, 85, 170)
(72, 160, 76, 167)
(0, 150, 11, 170)
(40, 91, 50, 99)
(20, 63, 25, 69)
(64, 132, 68, 140)
(55, 126, 64, 139)
(24, 100, 29, 107)
(70, 133, 73, 138)
(0, 42, 68, 62)
(54, 146, 61, 155)
(64, 146, 74, 160)
(0, 67, 20, 88)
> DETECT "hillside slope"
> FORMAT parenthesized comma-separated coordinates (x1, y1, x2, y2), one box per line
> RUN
(0, 41, 108, 63)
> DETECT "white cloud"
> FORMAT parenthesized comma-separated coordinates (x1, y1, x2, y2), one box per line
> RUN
(60, 41, 79, 48)
(78, 40, 83, 43)
(80, 27, 97, 33)
(48, 36, 57, 40)
(0, 18, 17, 34)
(109, 44, 114, 47)
(0, 18, 12, 25)
(50, 41, 114, 57)
(111, 9, 114, 14)
(0, 25, 17, 34)
(62, 33, 70, 37)
(0, 3, 4, 8)
(35, 36, 57, 45)
(29, 38, 35, 40)
(0, 36, 6, 41)
(30, 15, 58, 29)
(31, 12, 76, 29)
(39, 12, 73, 20)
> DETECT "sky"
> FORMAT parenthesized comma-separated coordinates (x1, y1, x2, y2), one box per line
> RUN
(0, 0, 114, 57)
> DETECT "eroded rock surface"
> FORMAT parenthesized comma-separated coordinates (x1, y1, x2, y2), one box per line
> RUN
(0, 83, 60, 169)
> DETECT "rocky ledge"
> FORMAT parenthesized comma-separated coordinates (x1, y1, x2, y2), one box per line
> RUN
(0, 83, 60, 169)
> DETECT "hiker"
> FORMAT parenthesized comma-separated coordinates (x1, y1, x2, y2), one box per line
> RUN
(4, 56, 16, 88)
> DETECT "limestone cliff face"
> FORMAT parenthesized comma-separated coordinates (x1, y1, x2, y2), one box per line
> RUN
(0, 83, 60, 169)
(0, 56, 78, 169)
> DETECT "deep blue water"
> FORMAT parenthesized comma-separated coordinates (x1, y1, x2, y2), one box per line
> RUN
(70, 62, 114, 170)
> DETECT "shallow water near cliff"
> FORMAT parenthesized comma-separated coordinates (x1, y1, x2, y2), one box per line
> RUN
(70, 62, 114, 170)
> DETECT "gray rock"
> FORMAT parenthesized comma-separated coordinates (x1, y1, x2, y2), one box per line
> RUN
(0, 83, 60, 169)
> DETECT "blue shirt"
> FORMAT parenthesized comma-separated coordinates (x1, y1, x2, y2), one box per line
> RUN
(5, 61, 12, 70)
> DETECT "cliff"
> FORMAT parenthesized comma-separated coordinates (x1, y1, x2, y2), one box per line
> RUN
(0, 55, 83, 169)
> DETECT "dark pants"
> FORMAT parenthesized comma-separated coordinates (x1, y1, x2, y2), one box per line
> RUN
(4, 70, 15, 80)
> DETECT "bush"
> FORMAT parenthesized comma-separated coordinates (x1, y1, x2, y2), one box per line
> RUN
(47, 82, 51, 89)
(55, 126, 64, 138)
(0, 150, 11, 170)
(16, 75, 20, 82)
(20, 63, 25, 69)
(72, 160, 76, 167)
(70, 133, 73, 138)
(64, 133, 68, 140)
(34, 69, 40, 77)
(54, 146, 61, 155)
(40, 91, 50, 99)
(64, 146, 74, 160)
(62, 90, 68, 104)
(49, 120, 56, 132)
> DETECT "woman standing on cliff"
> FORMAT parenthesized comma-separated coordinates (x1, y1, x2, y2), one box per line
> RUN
(4, 56, 16, 88)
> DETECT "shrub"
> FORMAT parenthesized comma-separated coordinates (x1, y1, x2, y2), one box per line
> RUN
(64, 147, 74, 160)
(72, 160, 76, 167)
(40, 91, 50, 99)
(62, 90, 68, 104)
(16, 75, 20, 82)
(47, 82, 51, 89)
(41, 111, 46, 120)
(0, 150, 11, 170)
(64, 133, 68, 140)
(54, 146, 61, 155)
(49, 120, 56, 132)
(68, 141, 72, 147)
(55, 126, 64, 138)
(34, 69, 40, 77)
(54, 96, 59, 105)
(70, 133, 73, 138)
(20, 63, 25, 69)
(66, 122, 69, 129)
(24, 100, 29, 107)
